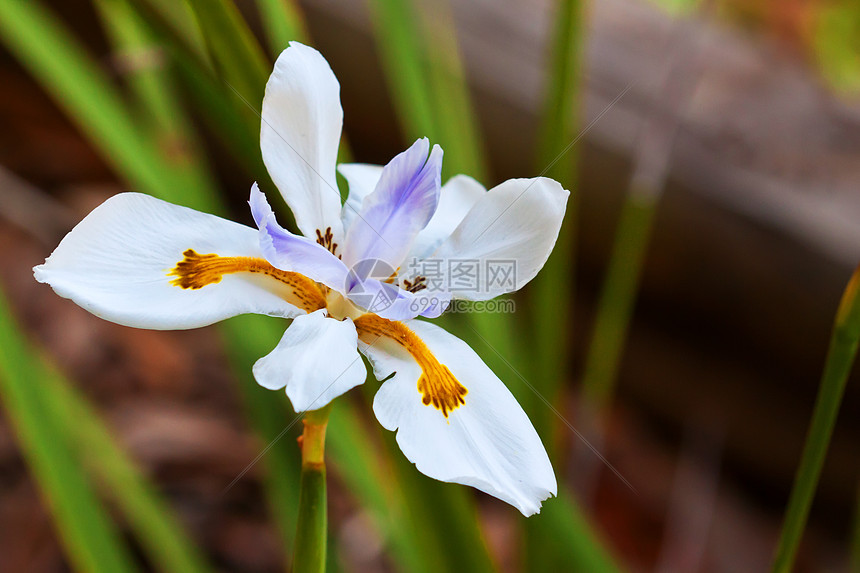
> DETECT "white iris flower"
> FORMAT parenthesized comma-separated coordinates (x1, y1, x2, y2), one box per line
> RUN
(34, 42, 568, 516)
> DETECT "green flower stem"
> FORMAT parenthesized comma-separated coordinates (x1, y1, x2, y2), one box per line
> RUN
(771, 265, 860, 573)
(293, 403, 333, 573)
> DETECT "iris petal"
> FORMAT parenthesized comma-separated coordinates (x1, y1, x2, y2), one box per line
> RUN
(261, 42, 344, 243)
(338, 163, 383, 233)
(250, 184, 350, 294)
(342, 138, 443, 272)
(254, 310, 366, 412)
(402, 177, 569, 301)
(358, 318, 557, 516)
(34, 193, 305, 329)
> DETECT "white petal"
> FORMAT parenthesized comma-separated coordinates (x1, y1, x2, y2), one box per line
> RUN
(254, 310, 366, 412)
(34, 193, 304, 329)
(407, 174, 486, 261)
(360, 319, 556, 516)
(261, 42, 344, 243)
(337, 163, 383, 232)
(416, 177, 569, 301)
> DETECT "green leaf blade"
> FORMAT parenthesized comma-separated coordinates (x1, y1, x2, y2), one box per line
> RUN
(0, 290, 139, 573)
(771, 265, 860, 573)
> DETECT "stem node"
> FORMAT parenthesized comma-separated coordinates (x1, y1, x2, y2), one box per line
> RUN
(292, 404, 332, 573)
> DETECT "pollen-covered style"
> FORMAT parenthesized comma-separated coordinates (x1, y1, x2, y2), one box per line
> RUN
(34, 42, 568, 516)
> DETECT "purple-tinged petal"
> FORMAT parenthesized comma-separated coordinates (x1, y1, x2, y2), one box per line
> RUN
(260, 220, 349, 292)
(337, 163, 383, 233)
(250, 185, 349, 293)
(342, 138, 443, 272)
(380, 292, 451, 321)
(248, 182, 271, 228)
(343, 274, 451, 321)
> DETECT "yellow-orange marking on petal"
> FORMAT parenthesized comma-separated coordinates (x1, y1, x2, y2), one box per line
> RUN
(354, 314, 467, 417)
(168, 249, 327, 312)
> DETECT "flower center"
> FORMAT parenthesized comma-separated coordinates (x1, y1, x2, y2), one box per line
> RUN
(315, 227, 339, 256)
(169, 251, 465, 416)
(168, 249, 327, 312)
(354, 314, 467, 418)
(324, 288, 364, 321)
(401, 276, 427, 293)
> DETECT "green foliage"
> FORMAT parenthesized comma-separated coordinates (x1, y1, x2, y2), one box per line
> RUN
(46, 374, 212, 573)
(417, 1, 488, 182)
(0, 292, 139, 573)
(0, 288, 211, 573)
(813, 1, 860, 97)
(133, 0, 271, 185)
(646, 0, 700, 16)
(581, 195, 657, 407)
(530, 0, 584, 446)
(255, 0, 309, 55)
(526, 493, 622, 573)
(368, 0, 487, 182)
(184, 0, 270, 109)
(771, 266, 860, 573)
(0, 0, 213, 211)
(367, 0, 438, 144)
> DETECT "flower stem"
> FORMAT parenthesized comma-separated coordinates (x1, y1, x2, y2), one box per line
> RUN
(292, 403, 332, 573)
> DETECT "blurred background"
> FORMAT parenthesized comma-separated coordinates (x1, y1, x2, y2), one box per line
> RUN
(0, 0, 859, 571)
